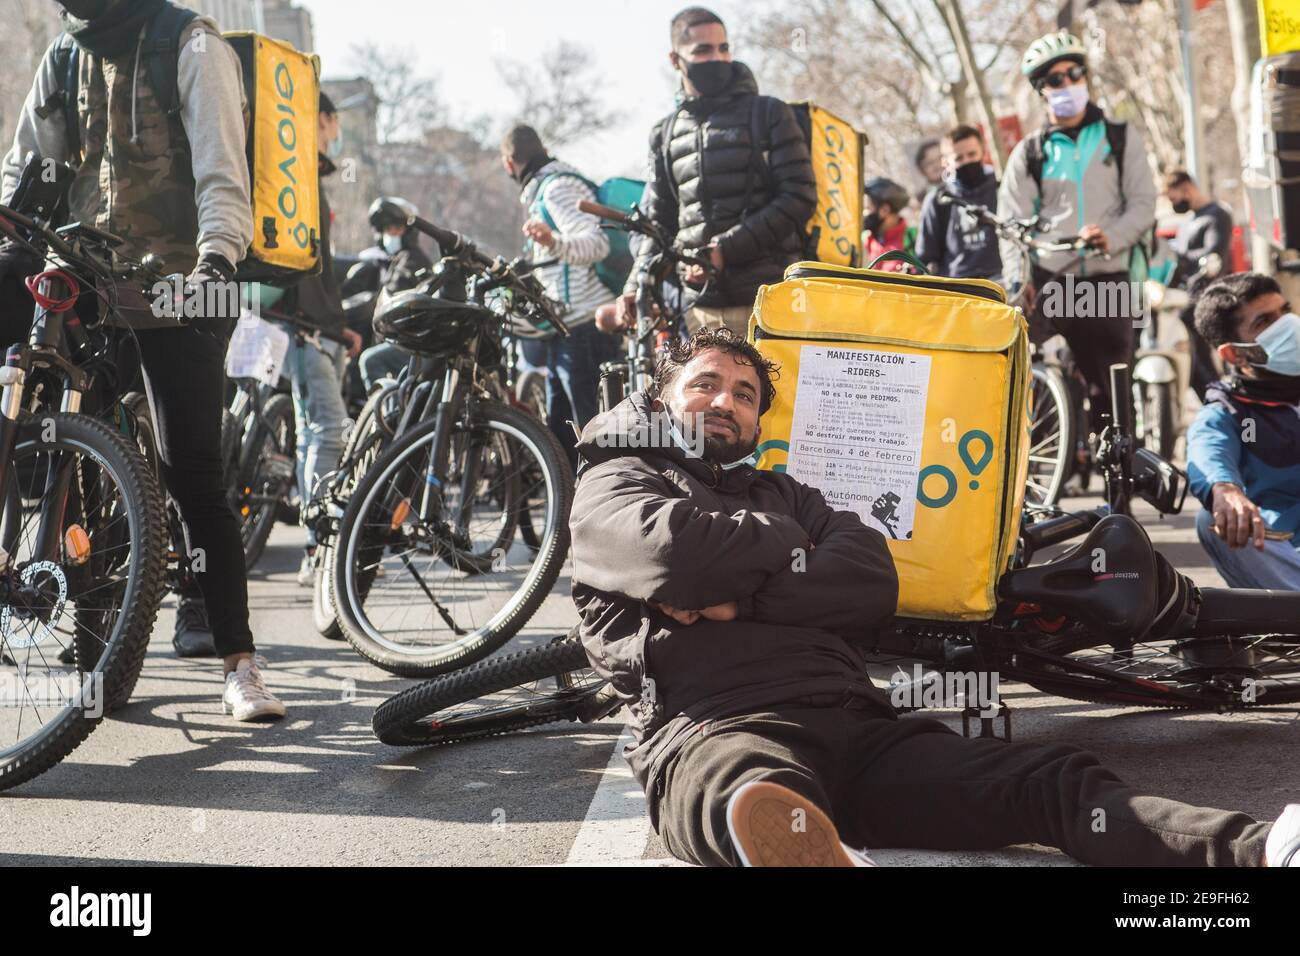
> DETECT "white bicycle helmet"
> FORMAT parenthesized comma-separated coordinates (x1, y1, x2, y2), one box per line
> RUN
(1021, 30, 1087, 81)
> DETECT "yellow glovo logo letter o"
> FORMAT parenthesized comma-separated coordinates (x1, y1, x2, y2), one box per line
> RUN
(272, 61, 310, 251)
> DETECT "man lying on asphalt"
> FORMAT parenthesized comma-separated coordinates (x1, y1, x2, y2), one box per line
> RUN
(568, 327, 1300, 867)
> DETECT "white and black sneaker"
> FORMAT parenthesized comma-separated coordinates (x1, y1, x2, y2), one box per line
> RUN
(222, 658, 286, 722)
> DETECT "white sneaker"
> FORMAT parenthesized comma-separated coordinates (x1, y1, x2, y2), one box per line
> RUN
(1266, 804, 1300, 867)
(222, 658, 287, 721)
(296, 550, 315, 587)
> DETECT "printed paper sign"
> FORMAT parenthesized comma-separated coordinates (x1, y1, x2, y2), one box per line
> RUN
(226, 310, 290, 386)
(786, 345, 931, 540)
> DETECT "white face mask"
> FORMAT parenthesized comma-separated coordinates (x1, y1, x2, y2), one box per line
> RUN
(381, 233, 403, 255)
(1046, 84, 1089, 119)
(1252, 312, 1300, 377)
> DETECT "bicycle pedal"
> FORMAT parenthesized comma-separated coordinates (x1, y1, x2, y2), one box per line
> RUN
(961, 703, 1012, 741)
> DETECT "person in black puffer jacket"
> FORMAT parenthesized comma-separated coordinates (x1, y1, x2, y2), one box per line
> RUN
(614, 7, 816, 340)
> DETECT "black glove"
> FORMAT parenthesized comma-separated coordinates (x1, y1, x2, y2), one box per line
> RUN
(186, 252, 236, 286)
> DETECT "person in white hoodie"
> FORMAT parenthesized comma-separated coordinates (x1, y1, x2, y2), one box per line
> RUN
(502, 124, 620, 468)
(0, 0, 283, 720)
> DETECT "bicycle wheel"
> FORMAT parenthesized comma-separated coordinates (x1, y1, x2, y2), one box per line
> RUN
(0, 413, 166, 791)
(233, 392, 296, 569)
(1008, 625, 1300, 709)
(372, 632, 611, 746)
(1024, 363, 1073, 508)
(333, 401, 573, 677)
(1134, 381, 1177, 462)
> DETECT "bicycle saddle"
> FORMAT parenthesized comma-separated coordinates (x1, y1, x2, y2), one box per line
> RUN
(999, 514, 1158, 642)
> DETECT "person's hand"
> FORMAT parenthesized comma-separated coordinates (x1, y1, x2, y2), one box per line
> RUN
(595, 302, 628, 334)
(185, 252, 235, 288)
(615, 291, 637, 326)
(1079, 225, 1111, 255)
(698, 601, 738, 622)
(1211, 482, 1266, 550)
(649, 600, 700, 626)
(342, 327, 363, 359)
(522, 218, 556, 250)
(684, 264, 707, 287)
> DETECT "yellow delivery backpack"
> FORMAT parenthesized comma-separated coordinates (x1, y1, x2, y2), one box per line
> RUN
(224, 33, 322, 283)
(789, 103, 867, 267)
(749, 256, 1031, 621)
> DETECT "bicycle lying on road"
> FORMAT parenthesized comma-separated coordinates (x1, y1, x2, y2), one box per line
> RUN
(372, 361, 1300, 747)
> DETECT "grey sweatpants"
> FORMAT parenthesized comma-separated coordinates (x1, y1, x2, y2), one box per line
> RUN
(655, 705, 1270, 867)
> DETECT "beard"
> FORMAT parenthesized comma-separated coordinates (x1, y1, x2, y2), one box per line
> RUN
(697, 411, 758, 465)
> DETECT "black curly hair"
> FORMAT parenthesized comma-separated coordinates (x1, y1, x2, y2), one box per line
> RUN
(652, 326, 780, 414)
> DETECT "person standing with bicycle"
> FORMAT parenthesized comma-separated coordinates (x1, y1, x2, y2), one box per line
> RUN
(998, 31, 1156, 435)
(916, 125, 1002, 281)
(0, 0, 284, 720)
(501, 124, 620, 468)
(614, 6, 816, 340)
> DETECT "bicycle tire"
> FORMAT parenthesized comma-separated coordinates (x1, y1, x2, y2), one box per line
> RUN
(1008, 629, 1300, 709)
(333, 402, 573, 678)
(1024, 363, 1074, 508)
(372, 632, 602, 746)
(237, 392, 295, 569)
(0, 414, 167, 790)
(312, 541, 343, 640)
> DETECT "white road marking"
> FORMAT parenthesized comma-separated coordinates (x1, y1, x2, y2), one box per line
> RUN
(565, 724, 654, 865)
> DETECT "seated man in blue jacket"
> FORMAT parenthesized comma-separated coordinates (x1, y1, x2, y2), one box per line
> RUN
(1187, 272, 1300, 590)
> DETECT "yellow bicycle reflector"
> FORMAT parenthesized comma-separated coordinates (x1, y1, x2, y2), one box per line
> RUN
(64, 525, 91, 565)
(391, 498, 412, 531)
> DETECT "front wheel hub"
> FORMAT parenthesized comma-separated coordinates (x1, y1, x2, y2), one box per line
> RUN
(0, 561, 69, 647)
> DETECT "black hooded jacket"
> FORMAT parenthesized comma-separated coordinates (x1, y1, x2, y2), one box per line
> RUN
(633, 62, 817, 310)
(569, 392, 898, 824)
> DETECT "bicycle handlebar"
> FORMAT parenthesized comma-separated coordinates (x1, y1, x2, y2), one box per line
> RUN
(578, 199, 632, 225)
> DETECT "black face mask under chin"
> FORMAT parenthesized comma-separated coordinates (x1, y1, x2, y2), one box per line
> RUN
(683, 59, 734, 98)
(954, 161, 987, 189)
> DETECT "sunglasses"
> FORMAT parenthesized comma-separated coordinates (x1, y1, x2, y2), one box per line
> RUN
(1038, 64, 1087, 90)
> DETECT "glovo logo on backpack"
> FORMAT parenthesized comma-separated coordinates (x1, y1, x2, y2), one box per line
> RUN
(749, 262, 1030, 622)
(226, 33, 322, 280)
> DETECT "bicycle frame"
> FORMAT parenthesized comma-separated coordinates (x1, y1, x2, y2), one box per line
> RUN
(0, 273, 95, 568)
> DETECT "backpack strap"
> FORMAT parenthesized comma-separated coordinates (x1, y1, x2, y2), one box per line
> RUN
(1025, 128, 1046, 194)
(142, 2, 199, 120)
(34, 34, 83, 162)
(659, 109, 682, 202)
(741, 95, 771, 218)
(1104, 119, 1127, 201)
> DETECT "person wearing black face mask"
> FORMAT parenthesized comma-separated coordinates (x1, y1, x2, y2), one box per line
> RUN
(613, 6, 816, 340)
(1164, 169, 1234, 398)
(1165, 169, 1233, 282)
(916, 125, 1003, 281)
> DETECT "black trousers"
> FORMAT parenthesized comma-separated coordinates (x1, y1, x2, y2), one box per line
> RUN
(656, 706, 1270, 867)
(134, 322, 254, 657)
(1030, 269, 1136, 434)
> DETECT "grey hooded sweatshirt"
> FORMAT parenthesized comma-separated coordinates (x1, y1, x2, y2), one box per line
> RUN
(569, 391, 899, 824)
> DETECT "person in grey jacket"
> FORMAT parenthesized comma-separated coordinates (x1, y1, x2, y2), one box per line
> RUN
(569, 326, 1300, 868)
(998, 30, 1156, 435)
(0, 1, 283, 720)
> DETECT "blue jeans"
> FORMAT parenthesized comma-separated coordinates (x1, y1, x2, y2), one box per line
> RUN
(288, 337, 347, 546)
(541, 322, 622, 465)
(360, 341, 410, 391)
(1195, 508, 1300, 590)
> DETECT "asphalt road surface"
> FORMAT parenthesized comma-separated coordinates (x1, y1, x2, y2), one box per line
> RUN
(1, 498, 1296, 867)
